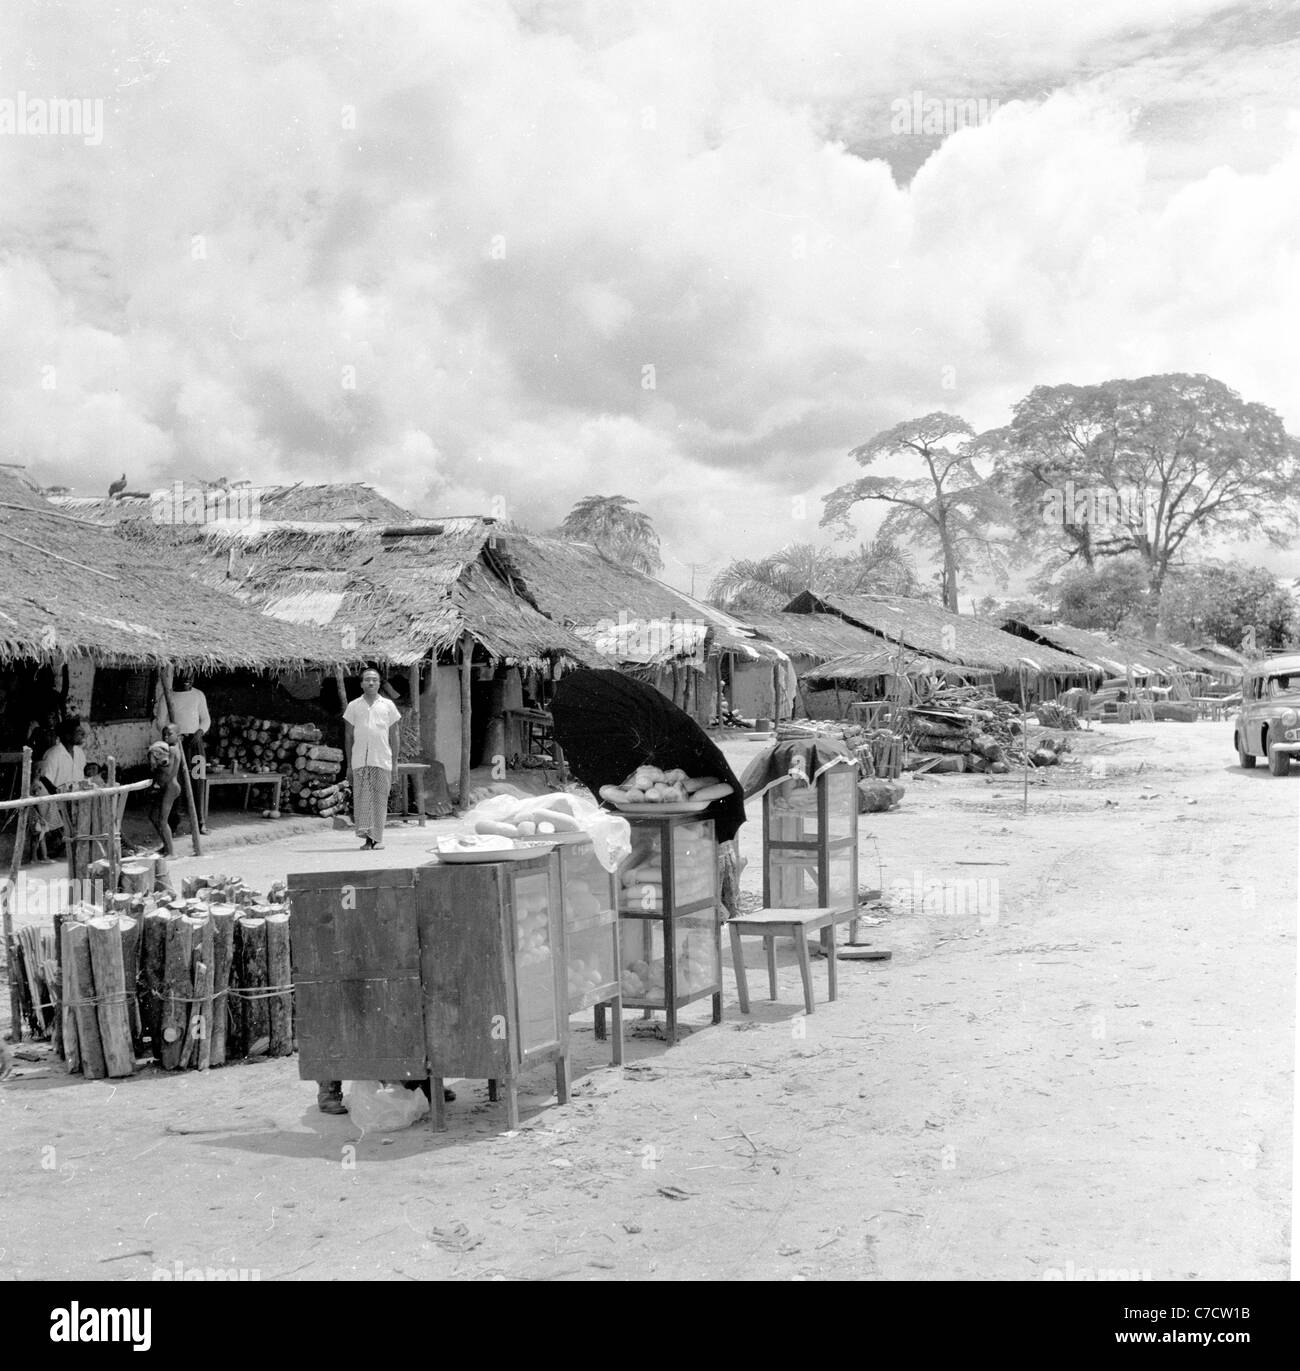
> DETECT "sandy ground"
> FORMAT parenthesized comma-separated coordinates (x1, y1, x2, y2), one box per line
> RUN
(1, 720, 1293, 1281)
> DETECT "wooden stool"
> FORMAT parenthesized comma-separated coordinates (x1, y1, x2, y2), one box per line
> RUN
(395, 762, 429, 826)
(727, 907, 847, 1014)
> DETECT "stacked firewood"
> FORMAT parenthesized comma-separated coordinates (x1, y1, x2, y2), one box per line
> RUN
(57, 871, 292, 1079)
(10, 926, 58, 1040)
(903, 695, 1073, 773)
(212, 715, 346, 815)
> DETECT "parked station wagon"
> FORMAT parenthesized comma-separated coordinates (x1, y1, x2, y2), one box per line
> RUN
(1235, 653, 1300, 775)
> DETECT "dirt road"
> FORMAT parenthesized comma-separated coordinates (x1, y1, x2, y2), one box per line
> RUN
(1, 720, 1292, 1281)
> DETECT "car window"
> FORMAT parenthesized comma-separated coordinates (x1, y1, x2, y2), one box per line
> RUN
(1268, 676, 1292, 697)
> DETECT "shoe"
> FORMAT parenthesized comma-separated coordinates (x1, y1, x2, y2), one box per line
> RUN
(371, 842, 385, 851)
(359, 838, 374, 850)
(317, 1082, 347, 1115)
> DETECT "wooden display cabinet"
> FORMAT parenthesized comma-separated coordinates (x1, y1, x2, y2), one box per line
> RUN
(762, 761, 859, 925)
(617, 815, 722, 1046)
(554, 839, 623, 1065)
(289, 867, 428, 1085)
(418, 854, 570, 1129)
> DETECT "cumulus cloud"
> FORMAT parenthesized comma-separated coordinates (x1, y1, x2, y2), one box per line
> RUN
(0, 0, 1296, 588)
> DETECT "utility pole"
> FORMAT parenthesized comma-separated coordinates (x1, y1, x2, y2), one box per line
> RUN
(680, 560, 714, 598)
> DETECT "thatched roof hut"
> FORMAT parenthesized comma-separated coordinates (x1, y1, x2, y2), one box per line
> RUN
(500, 531, 783, 664)
(784, 592, 1093, 679)
(68, 487, 598, 669)
(743, 610, 893, 665)
(1001, 621, 1221, 681)
(0, 470, 343, 669)
(53, 480, 416, 526)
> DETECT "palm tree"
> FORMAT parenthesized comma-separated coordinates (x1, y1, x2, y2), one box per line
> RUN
(557, 494, 662, 574)
(710, 538, 918, 612)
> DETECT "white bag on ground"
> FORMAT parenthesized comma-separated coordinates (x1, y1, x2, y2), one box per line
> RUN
(344, 1080, 429, 1130)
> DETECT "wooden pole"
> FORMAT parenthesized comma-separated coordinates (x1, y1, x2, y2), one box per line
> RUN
(334, 666, 349, 713)
(160, 666, 202, 857)
(183, 917, 215, 1070)
(265, 912, 293, 1056)
(4, 746, 32, 1042)
(236, 915, 269, 1056)
(407, 660, 423, 818)
(1020, 667, 1030, 815)
(458, 633, 473, 809)
(65, 919, 107, 1078)
(207, 905, 236, 1067)
(87, 916, 135, 1077)
(159, 914, 194, 1070)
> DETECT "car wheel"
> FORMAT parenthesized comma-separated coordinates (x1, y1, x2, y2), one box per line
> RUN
(1236, 733, 1256, 768)
(1268, 747, 1291, 776)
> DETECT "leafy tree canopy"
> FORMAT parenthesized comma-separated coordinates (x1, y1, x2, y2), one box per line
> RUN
(555, 494, 662, 575)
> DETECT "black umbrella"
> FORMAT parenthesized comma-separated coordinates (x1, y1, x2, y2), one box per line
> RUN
(551, 669, 747, 842)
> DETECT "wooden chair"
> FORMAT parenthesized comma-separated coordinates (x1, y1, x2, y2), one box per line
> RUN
(727, 906, 848, 1014)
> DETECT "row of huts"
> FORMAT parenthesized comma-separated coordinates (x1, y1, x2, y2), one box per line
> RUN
(0, 471, 1243, 804)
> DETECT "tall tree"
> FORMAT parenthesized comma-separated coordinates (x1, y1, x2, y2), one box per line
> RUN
(709, 537, 917, 613)
(976, 374, 1300, 617)
(821, 412, 1008, 611)
(556, 494, 662, 574)
(1161, 560, 1300, 653)
(1052, 559, 1152, 633)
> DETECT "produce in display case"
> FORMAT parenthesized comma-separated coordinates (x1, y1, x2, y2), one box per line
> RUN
(555, 841, 623, 1064)
(418, 853, 570, 1129)
(762, 761, 859, 924)
(617, 815, 722, 1045)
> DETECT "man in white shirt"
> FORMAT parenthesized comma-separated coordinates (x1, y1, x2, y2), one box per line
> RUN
(342, 667, 402, 852)
(35, 718, 89, 857)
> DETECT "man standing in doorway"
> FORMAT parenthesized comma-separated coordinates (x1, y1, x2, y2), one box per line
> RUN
(343, 667, 401, 851)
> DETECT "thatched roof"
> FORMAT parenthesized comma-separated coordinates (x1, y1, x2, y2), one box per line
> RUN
(107, 511, 600, 668)
(743, 610, 888, 662)
(1002, 622, 1221, 679)
(500, 531, 785, 664)
(0, 471, 348, 668)
(804, 648, 995, 685)
(786, 592, 1093, 677)
(52, 480, 417, 526)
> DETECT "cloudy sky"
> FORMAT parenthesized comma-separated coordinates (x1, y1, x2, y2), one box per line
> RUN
(2, 0, 1298, 596)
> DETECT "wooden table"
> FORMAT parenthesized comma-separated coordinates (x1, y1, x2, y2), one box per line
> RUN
(727, 906, 850, 1014)
(394, 762, 429, 826)
(198, 771, 284, 828)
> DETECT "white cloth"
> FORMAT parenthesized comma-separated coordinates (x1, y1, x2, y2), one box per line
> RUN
(37, 741, 86, 832)
(343, 696, 402, 770)
(156, 686, 210, 735)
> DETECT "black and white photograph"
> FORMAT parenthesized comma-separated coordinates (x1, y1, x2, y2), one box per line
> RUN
(0, 0, 1296, 1309)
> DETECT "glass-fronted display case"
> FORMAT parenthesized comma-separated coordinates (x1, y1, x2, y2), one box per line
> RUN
(555, 839, 622, 1065)
(762, 761, 859, 923)
(618, 815, 722, 1045)
(418, 853, 570, 1129)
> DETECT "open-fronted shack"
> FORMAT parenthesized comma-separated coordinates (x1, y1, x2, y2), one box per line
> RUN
(1, 470, 348, 774)
(1001, 621, 1223, 689)
(781, 592, 1095, 708)
(92, 497, 601, 801)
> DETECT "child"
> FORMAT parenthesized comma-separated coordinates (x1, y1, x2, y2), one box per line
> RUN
(147, 726, 182, 857)
(82, 762, 105, 788)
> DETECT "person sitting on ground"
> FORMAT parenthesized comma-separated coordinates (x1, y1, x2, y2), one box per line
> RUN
(146, 727, 183, 857)
(32, 718, 88, 861)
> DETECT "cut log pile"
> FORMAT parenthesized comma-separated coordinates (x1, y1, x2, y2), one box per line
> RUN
(54, 868, 293, 1079)
(212, 715, 349, 815)
(902, 690, 1073, 774)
